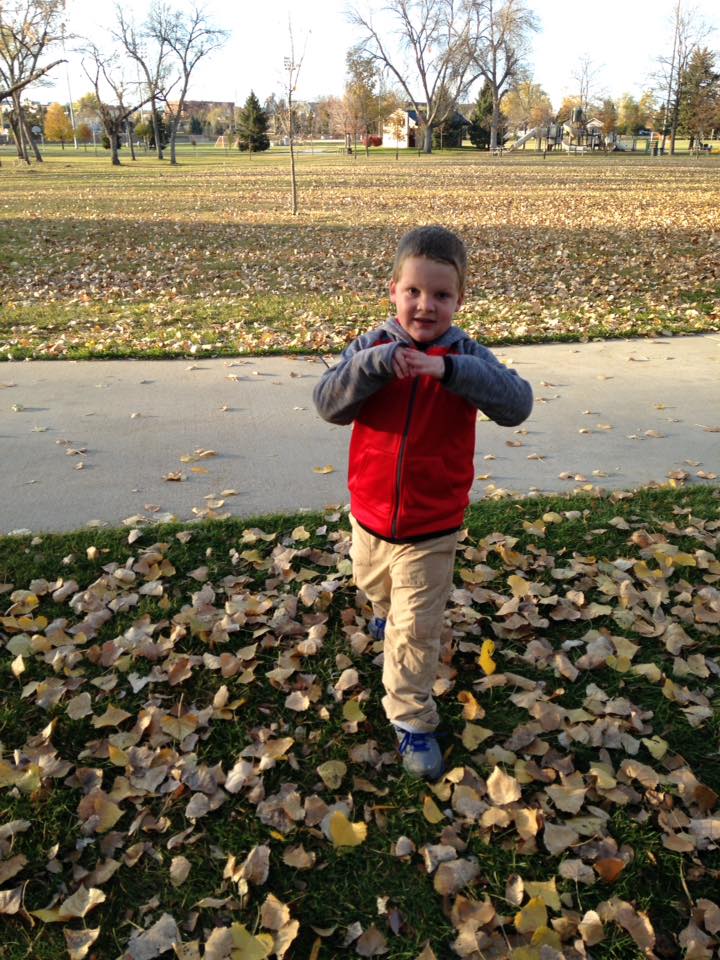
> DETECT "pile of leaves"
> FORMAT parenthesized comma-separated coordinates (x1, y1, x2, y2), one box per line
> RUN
(1, 151, 719, 360)
(1, 487, 719, 959)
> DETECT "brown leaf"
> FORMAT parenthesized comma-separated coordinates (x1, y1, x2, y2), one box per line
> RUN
(355, 925, 388, 956)
(594, 858, 626, 884)
(124, 914, 181, 960)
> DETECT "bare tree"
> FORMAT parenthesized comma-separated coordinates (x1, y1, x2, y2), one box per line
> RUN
(0, 0, 65, 162)
(148, 3, 227, 165)
(572, 54, 603, 116)
(0, 55, 62, 100)
(82, 43, 153, 166)
(468, 0, 538, 151)
(657, 0, 710, 154)
(350, 0, 481, 154)
(114, 6, 175, 160)
(278, 21, 306, 215)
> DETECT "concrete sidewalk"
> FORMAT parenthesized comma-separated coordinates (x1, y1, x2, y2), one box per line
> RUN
(1, 335, 718, 535)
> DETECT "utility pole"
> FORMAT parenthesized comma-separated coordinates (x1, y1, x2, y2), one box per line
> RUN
(61, 24, 78, 149)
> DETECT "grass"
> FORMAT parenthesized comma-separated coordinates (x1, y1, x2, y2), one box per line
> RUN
(1, 145, 719, 361)
(1, 484, 719, 958)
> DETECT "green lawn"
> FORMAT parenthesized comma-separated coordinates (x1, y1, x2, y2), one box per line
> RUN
(1, 485, 719, 958)
(1, 146, 718, 361)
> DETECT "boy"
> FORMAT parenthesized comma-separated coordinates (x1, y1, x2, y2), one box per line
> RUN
(313, 226, 533, 779)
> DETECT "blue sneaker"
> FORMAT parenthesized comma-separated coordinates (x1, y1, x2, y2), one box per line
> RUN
(394, 727, 444, 780)
(368, 617, 386, 641)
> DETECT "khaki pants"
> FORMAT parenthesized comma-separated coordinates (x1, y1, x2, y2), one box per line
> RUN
(350, 515, 458, 732)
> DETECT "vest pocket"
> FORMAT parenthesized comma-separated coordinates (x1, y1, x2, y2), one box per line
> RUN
(349, 446, 396, 526)
(402, 455, 454, 519)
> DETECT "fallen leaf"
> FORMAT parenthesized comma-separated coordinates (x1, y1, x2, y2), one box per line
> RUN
(329, 811, 367, 847)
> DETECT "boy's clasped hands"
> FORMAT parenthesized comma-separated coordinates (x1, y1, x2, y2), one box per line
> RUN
(392, 345, 445, 380)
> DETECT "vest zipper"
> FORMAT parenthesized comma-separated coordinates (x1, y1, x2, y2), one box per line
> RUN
(391, 378, 419, 538)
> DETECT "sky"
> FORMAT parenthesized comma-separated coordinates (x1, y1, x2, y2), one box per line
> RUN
(39, 0, 720, 110)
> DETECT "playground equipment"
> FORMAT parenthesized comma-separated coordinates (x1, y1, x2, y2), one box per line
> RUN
(507, 108, 619, 152)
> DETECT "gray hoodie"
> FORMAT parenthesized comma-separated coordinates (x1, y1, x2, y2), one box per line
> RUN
(313, 317, 533, 427)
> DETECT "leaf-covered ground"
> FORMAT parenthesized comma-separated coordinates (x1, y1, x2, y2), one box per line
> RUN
(1, 486, 719, 959)
(1, 148, 719, 360)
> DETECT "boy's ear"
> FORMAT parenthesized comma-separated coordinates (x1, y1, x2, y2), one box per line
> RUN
(456, 290, 465, 308)
(389, 279, 397, 303)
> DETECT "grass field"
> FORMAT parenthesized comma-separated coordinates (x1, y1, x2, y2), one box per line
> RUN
(1, 486, 719, 959)
(1, 145, 718, 360)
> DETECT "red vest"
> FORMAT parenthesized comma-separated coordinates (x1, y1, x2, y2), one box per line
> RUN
(348, 344, 477, 540)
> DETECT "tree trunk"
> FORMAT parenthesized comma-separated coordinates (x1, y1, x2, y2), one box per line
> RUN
(110, 125, 121, 165)
(128, 124, 136, 160)
(490, 97, 501, 151)
(9, 107, 29, 163)
(23, 113, 43, 162)
(169, 123, 178, 164)
(152, 104, 163, 159)
(423, 124, 432, 153)
(669, 87, 681, 155)
(289, 136, 298, 214)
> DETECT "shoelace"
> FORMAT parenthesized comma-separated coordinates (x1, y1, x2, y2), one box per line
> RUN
(398, 731, 432, 754)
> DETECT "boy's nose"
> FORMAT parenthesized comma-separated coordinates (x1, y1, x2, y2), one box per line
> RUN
(418, 293, 434, 313)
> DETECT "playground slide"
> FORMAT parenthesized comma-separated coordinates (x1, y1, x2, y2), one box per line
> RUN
(508, 127, 540, 150)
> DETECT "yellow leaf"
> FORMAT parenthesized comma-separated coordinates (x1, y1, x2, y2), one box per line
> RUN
(508, 575, 530, 598)
(313, 465, 335, 474)
(642, 735, 669, 760)
(230, 923, 272, 960)
(530, 927, 562, 949)
(606, 655, 631, 673)
(461, 723, 493, 750)
(524, 879, 561, 911)
(161, 713, 198, 739)
(77, 790, 123, 833)
(91, 704, 132, 728)
(515, 897, 548, 934)
(478, 639, 497, 676)
(291, 525, 311, 541)
(422, 795, 445, 824)
(631, 662, 663, 683)
(317, 761, 347, 790)
(342, 699, 366, 723)
(510, 948, 541, 960)
(107, 744, 129, 766)
(328, 810, 367, 847)
(457, 690, 485, 720)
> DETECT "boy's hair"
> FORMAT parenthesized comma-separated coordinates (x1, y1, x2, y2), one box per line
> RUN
(392, 226, 467, 294)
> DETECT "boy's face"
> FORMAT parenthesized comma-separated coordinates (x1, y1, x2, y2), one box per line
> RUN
(390, 256, 464, 344)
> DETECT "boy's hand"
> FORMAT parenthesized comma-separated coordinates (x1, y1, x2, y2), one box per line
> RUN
(394, 348, 444, 380)
(392, 346, 414, 379)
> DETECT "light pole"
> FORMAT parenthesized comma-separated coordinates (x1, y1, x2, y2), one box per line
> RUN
(61, 24, 78, 149)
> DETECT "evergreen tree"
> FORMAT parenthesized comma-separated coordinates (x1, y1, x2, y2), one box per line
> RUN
(469, 82, 493, 149)
(237, 91, 270, 153)
(190, 116, 203, 135)
(678, 48, 720, 144)
(432, 111, 465, 148)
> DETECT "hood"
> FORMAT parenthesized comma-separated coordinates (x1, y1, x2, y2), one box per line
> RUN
(380, 316, 469, 350)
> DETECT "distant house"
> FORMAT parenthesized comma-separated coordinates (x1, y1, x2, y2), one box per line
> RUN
(383, 107, 470, 149)
(383, 108, 420, 149)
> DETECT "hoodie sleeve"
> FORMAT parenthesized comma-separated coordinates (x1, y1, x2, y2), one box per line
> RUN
(313, 333, 400, 425)
(444, 339, 533, 427)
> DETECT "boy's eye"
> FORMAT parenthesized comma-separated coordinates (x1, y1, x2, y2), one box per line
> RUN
(437, 292, 450, 299)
